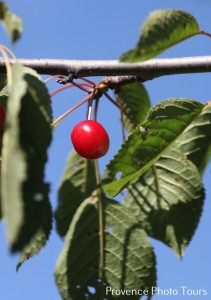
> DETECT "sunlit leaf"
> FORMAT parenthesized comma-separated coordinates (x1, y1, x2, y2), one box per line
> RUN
(116, 82, 151, 132)
(0, 2, 22, 43)
(175, 102, 211, 174)
(120, 10, 199, 62)
(0, 87, 8, 220)
(103, 99, 204, 197)
(55, 150, 97, 237)
(55, 193, 156, 300)
(104, 199, 156, 298)
(124, 147, 205, 258)
(1, 63, 52, 252)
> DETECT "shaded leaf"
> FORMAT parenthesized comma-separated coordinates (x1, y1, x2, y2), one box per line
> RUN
(0, 87, 8, 142)
(55, 150, 97, 237)
(55, 193, 100, 300)
(16, 199, 52, 271)
(0, 87, 8, 219)
(0, 2, 23, 43)
(116, 82, 151, 132)
(0, 75, 7, 91)
(124, 147, 205, 258)
(103, 99, 204, 197)
(175, 102, 211, 174)
(1, 63, 52, 252)
(0, 162, 2, 220)
(120, 10, 199, 62)
(0, 2, 7, 19)
(55, 193, 156, 300)
(0, 86, 8, 104)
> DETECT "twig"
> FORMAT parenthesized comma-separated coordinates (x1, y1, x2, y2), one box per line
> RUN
(51, 93, 93, 128)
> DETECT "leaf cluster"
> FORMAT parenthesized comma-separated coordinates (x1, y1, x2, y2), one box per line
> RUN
(0, 64, 53, 266)
(0, 6, 211, 300)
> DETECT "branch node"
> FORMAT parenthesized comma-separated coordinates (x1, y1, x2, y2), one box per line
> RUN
(106, 75, 139, 90)
(57, 72, 75, 84)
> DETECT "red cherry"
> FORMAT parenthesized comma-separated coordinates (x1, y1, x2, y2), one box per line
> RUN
(71, 120, 110, 159)
(0, 105, 6, 134)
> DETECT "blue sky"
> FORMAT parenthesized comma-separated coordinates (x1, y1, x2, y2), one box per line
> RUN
(0, 1, 211, 299)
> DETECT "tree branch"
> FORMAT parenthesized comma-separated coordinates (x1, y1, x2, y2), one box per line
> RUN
(1, 56, 211, 81)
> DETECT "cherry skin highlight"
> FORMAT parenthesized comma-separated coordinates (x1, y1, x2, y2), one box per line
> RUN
(71, 120, 110, 159)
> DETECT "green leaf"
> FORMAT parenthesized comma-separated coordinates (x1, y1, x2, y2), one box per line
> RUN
(16, 229, 49, 271)
(0, 86, 8, 104)
(0, 2, 22, 43)
(175, 103, 211, 174)
(0, 162, 2, 220)
(103, 99, 204, 197)
(55, 193, 156, 300)
(0, 75, 7, 91)
(0, 2, 7, 19)
(1, 63, 52, 252)
(0, 87, 8, 220)
(55, 150, 97, 237)
(104, 199, 156, 297)
(120, 10, 199, 62)
(0, 87, 8, 141)
(124, 147, 205, 258)
(116, 82, 151, 132)
(54, 193, 100, 300)
(16, 199, 52, 271)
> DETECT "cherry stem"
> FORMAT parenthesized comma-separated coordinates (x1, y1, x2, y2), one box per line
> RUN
(115, 94, 126, 141)
(120, 110, 126, 142)
(50, 83, 75, 97)
(71, 81, 93, 93)
(87, 98, 94, 120)
(93, 159, 105, 278)
(104, 92, 135, 124)
(52, 93, 94, 128)
(0, 44, 16, 60)
(94, 98, 99, 121)
(199, 30, 211, 38)
(44, 75, 65, 84)
(50, 82, 92, 97)
(104, 91, 121, 109)
(80, 77, 96, 87)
